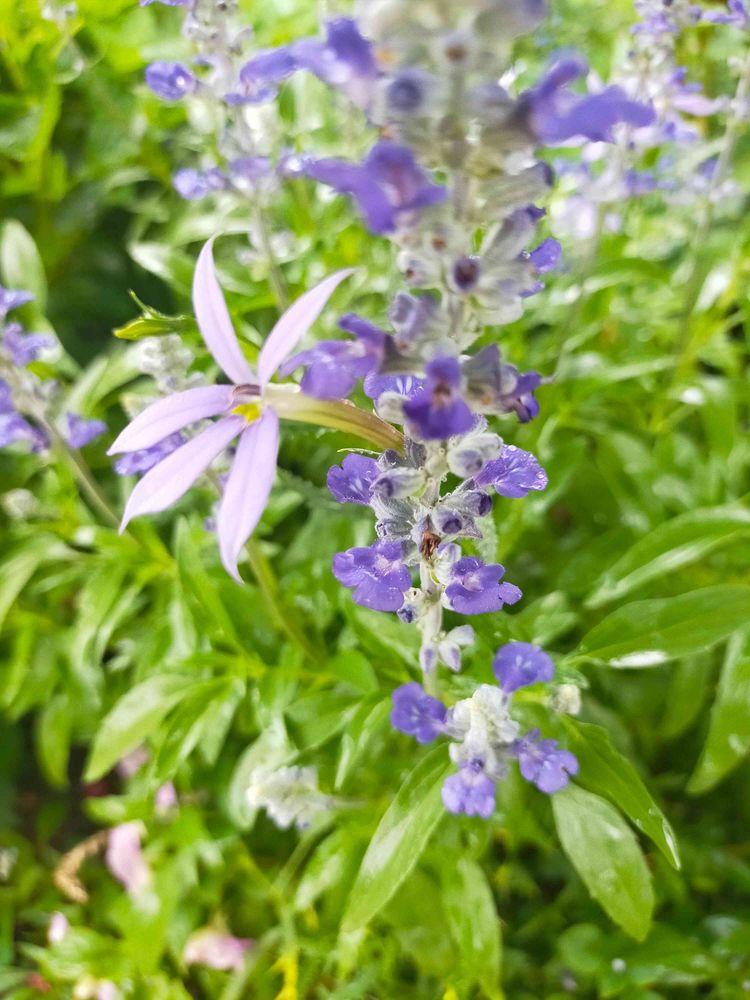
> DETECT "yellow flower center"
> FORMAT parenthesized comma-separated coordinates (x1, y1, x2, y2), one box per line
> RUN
(232, 401, 263, 423)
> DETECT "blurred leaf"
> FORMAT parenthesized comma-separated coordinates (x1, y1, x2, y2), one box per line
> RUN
(35, 693, 71, 789)
(0, 219, 47, 310)
(84, 673, 198, 781)
(572, 587, 750, 668)
(553, 785, 654, 941)
(341, 747, 451, 933)
(586, 506, 750, 608)
(441, 856, 502, 998)
(562, 719, 680, 868)
(688, 630, 750, 794)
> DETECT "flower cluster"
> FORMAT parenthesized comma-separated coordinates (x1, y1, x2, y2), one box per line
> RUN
(391, 642, 578, 818)
(0, 286, 105, 455)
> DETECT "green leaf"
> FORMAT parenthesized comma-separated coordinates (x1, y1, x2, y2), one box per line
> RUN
(35, 693, 71, 789)
(687, 630, 750, 794)
(0, 537, 69, 634)
(552, 785, 654, 941)
(571, 586, 750, 668)
(562, 719, 680, 869)
(585, 506, 750, 608)
(0, 219, 47, 311)
(84, 673, 197, 781)
(341, 747, 451, 933)
(442, 856, 502, 998)
(662, 654, 712, 740)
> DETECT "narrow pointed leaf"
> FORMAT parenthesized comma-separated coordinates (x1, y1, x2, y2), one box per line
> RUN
(341, 747, 451, 933)
(553, 785, 654, 941)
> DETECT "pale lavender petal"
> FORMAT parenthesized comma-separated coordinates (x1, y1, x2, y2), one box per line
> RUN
(184, 929, 252, 971)
(108, 385, 232, 455)
(120, 416, 244, 531)
(193, 238, 255, 384)
(257, 269, 355, 384)
(217, 409, 279, 581)
(106, 822, 150, 896)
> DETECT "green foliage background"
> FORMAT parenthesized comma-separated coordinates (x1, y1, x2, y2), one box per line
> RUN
(1, 1, 749, 997)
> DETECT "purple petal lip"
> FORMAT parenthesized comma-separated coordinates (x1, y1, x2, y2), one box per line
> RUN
(108, 385, 233, 455)
(119, 415, 244, 532)
(257, 268, 354, 384)
(217, 410, 280, 581)
(193, 238, 256, 385)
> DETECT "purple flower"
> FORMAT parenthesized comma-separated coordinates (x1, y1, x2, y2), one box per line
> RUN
(108, 238, 352, 580)
(65, 413, 107, 449)
(140, 0, 188, 5)
(390, 682, 447, 743)
(444, 557, 522, 615)
(184, 929, 252, 972)
(403, 356, 473, 441)
(492, 642, 554, 693)
(332, 539, 411, 612)
(462, 345, 542, 422)
(326, 453, 379, 504)
(227, 48, 297, 104)
(145, 61, 197, 101)
(173, 167, 227, 200)
(280, 315, 386, 399)
(0, 381, 46, 451)
(514, 729, 578, 793)
(522, 56, 655, 144)
(474, 444, 548, 498)
(229, 157, 273, 185)
(0, 287, 33, 317)
(705, 0, 749, 25)
(442, 763, 496, 818)
(3, 323, 55, 365)
(292, 18, 378, 109)
(528, 237, 562, 273)
(386, 69, 432, 115)
(113, 432, 185, 475)
(304, 142, 446, 235)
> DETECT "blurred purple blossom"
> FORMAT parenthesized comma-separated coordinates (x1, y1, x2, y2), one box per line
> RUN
(514, 729, 578, 793)
(444, 557, 522, 615)
(65, 413, 107, 449)
(390, 682, 447, 743)
(493, 642, 554, 693)
(145, 61, 197, 101)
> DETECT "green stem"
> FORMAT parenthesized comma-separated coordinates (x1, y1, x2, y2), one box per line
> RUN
(42, 419, 121, 529)
(245, 537, 319, 662)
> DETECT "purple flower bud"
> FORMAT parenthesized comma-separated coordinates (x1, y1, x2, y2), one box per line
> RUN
(445, 557, 522, 615)
(403, 356, 474, 441)
(65, 413, 107, 449)
(474, 444, 548, 498)
(451, 255, 481, 292)
(113, 432, 184, 475)
(514, 729, 578, 793)
(493, 642, 554, 693)
(386, 69, 430, 114)
(332, 539, 411, 612)
(0, 287, 33, 316)
(292, 17, 378, 109)
(3, 323, 55, 365)
(173, 167, 227, 200)
(432, 505, 468, 537)
(528, 238, 561, 274)
(462, 345, 542, 423)
(371, 466, 425, 499)
(450, 489, 493, 518)
(326, 453, 379, 505)
(390, 682, 447, 743)
(145, 61, 197, 101)
(442, 762, 496, 818)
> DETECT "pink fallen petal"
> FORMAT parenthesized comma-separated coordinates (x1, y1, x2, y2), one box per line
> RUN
(105, 822, 149, 897)
(217, 410, 280, 581)
(155, 782, 178, 815)
(183, 928, 252, 971)
(116, 746, 149, 779)
(193, 238, 255, 385)
(257, 268, 355, 384)
(120, 416, 244, 531)
(47, 911, 69, 944)
(107, 385, 232, 455)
